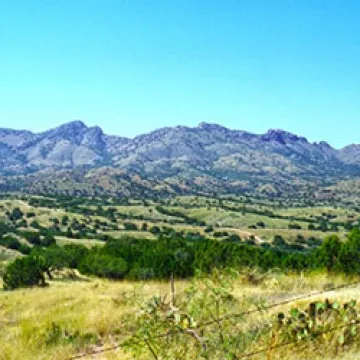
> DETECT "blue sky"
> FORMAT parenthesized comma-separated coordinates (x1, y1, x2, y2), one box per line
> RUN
(0, 0, 359, 148)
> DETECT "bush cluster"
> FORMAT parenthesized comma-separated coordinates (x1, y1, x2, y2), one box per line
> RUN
(4, 229, 360, 290)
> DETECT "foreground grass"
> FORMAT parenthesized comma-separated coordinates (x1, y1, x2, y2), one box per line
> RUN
(1, 271, 360, 359)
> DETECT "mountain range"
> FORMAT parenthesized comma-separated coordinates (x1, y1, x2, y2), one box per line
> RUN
(0, 120, 359, 198)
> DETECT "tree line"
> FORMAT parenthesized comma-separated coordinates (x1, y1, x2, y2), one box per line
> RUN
(3, 229, 360, 290)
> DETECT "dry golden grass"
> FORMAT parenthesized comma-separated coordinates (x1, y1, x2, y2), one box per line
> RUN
(55, 237, 105, 248)
(0, 276, 188, 360)
(1, 271, 360, 360)
(251, 228, 347, 241)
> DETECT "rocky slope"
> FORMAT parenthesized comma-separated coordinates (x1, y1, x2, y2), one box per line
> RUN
(0, 120, 359, 196)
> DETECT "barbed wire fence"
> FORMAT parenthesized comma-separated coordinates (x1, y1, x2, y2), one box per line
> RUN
(67, 279, 360, 360)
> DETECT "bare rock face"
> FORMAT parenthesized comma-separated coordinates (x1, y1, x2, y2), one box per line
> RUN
(0, 120, 359, 195)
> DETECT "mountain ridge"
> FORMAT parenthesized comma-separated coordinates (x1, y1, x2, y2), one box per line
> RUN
(0, 120, 353, 149)
(0, 120, 359, 197)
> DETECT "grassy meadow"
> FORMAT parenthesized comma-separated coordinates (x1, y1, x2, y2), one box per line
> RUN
(1, 194, 360, 359)
(1, 271, 360, 359)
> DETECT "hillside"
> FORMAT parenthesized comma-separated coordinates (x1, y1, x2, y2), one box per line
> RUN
(1, 121, 360, 198)
(1, 193, 360, 360)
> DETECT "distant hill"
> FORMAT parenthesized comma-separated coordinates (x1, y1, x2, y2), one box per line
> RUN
(0, 120, 359, 197)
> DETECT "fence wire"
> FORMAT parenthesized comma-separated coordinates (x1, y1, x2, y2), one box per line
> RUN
(67, 279, 360, 359)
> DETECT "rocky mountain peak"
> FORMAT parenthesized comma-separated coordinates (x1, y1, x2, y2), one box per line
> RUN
(262, 129, 308, 144)
(342, 144, 360, 151)
(1, 120, 360, 189)
(317, 141, 333, 149)
(81, 125, 106, 151)
(198, 122, 230, 133)
(44, 120, 88, 144)
(52, 120, 87, 133)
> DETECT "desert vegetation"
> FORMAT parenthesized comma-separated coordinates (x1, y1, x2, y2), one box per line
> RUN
(2, 193, 360, 359)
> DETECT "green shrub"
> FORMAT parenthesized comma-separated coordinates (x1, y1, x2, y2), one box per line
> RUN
(124, 222, 138, 231)
(317, 235, 342, 271)
(126, 266, 155, 280)
(42, 233, 56, 247)
(79, 253, 128, 279)
(63, 244, 89, 268)
(288, 223, 302, 230)
(9, 207, 24, 221)
(224, 234, 241, 242)
(338, 229, 360, 274)
(3, 256, 45, 290)
(150, 226, 161, 234)
(273, 235, 286, 247)
(0, 235, 22, 251)
(256, 221, 266, 228)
